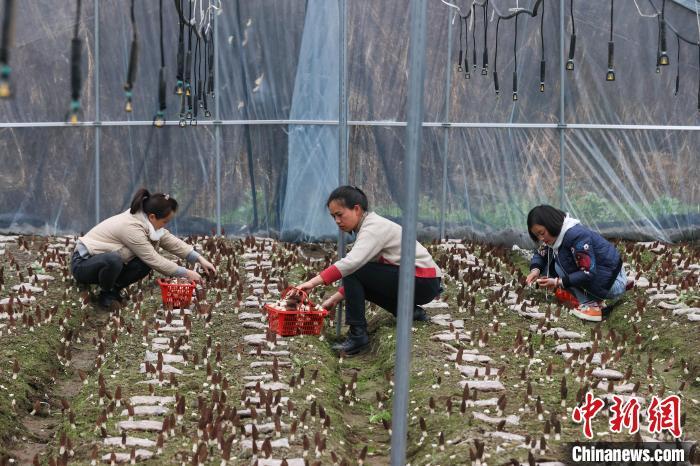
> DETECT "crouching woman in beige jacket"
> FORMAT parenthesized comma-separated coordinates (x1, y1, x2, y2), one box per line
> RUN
(71, 188, 216, 308)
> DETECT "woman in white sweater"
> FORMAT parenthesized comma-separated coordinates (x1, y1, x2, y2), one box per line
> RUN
(296, 186, 442, 355)
(71, 188, 216, 309)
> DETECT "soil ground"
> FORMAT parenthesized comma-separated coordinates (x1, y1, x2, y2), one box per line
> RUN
(0, 235, 697, 465)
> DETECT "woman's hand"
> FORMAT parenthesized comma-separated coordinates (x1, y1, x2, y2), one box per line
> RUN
(185, 269, 203, 283)
(198, 257, 217, 277)
(321, 292, 343, 311)
(295, 275, 324, 293)
(536, 277, 559, 289)
(296, 282, 314, 292)
(526, 268, 541, 285)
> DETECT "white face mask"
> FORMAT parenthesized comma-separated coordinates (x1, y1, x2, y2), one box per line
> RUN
(142, 213, 167, 241)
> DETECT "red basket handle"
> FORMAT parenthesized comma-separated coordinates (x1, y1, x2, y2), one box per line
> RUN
(281, 286, 308, 301)
(281, 287, 317, 310)
(157, 278, 196, 287)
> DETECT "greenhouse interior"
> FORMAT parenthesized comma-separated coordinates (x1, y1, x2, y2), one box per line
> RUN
(0, 0, 698, 465)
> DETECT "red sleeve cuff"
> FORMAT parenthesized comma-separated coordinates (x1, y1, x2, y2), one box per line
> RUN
(338, 287, 345, 296)
(319, 265, 342, 284)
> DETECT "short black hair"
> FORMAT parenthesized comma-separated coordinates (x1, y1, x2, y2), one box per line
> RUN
(326, 185, 369, 211)
(129, 188, 179, 219)
(527, 204, 566, 243)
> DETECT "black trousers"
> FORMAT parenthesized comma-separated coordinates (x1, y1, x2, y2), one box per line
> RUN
(342, 262, 441, 327)
(71, 249, 151, 292)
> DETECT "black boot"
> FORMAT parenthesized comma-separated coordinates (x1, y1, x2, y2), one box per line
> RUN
(413, 306, 429, 322)
(107, 288, 127, 304)
(97, 290, 118, 310)
(97, 290, 121, 311)
(332, 325, 369, 355)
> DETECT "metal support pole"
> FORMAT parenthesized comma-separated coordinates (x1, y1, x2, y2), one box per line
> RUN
(336, 0, 348, 335)
(439, 9, 453, 240)
(390, 1, 427, 464)
(559, 0, 566, 210)
(94, 0, 101, 224)
(215, 9, 222, 236)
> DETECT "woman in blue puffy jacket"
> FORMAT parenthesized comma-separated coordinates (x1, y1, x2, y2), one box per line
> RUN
(525, 205, 632, 322)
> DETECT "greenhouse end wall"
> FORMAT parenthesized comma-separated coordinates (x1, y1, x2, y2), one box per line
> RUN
(0, 0, 697, 244)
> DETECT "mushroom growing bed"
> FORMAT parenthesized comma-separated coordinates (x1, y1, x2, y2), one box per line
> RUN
(0, 234, 697, 464)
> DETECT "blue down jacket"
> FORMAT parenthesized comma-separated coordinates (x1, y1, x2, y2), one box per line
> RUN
(530, 224, 623, 301)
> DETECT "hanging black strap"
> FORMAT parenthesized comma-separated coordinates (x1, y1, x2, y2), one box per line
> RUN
(0, 0, 13, 66)
(70, 38, 81, 102)
(606, 0, 615, 81)
(493, 17, 500, 94)
(68, 0, 82, 123)
(159, 68, 166, 112)
(0, 0, 16, 97)
(567, 0, 576, 70)
(486, 0, 544, 98)
(207, 27, 214, 96)
(609, 0, 614, 43)
(675, 34, 680, 95)
(660, 0, 668, 62)
(192, 31, 201, 124)
(539, 0, 545, 91)
(175, 0, 185, 93)
(202, 30, 211, 117)
(173, 0, 187, 24)
(184, 0, 193, 99)
(471, 4, 477, 71)
(463, 15, 470, 78)
(154, 0, 167, 126)
(457, 14, 463, 72)
(512, 14, 518, 100)
(203, 32, 208, 94)
(656, 16, 662, 72)
(124, 0, 138, 112)
(197, 26, 204, 104)
(481, 0, 489, 75)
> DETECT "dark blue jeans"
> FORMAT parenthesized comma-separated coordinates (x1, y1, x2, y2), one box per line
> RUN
(342, 262, 441, 327)
(71, 249, 151, 293)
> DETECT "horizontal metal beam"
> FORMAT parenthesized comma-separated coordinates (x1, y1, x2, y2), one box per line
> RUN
(0, 119, 340, 128)
(0, 120, 698, 131)
(565, 123, 700, 131)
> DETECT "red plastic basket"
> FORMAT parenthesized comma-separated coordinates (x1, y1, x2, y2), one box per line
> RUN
(263, 287, 328, 337)
(157, 278, 196, 309)
(555, 288, 580, 308)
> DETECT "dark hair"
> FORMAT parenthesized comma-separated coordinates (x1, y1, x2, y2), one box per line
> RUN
(129, 188, 178, 219)
(527, 204, 566, 243)
(326, 185, 369, 211)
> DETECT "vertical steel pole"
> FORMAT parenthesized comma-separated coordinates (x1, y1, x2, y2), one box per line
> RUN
(336, 0, 348, 336)
(439, 10, 453, 240)
(215, 8, 222, 236)
(94, 0, 101, 224)
(390, 0, 427, 464)
(559, 0, 566, 209)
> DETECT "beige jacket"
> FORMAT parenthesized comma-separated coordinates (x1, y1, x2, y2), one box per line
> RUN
(320, 212, 442, 286)
(78, 210, 195, 276)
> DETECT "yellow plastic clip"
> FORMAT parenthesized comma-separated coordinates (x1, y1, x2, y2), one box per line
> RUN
(0, 80, 10, 98)
(153, 112, 166, 128)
